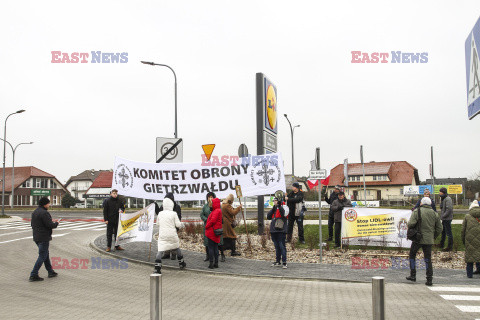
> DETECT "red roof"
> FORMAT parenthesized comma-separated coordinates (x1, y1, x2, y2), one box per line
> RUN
(328, 161, 419, 187)
(0, 166, 55, 192)
(89, 171, 113, 189)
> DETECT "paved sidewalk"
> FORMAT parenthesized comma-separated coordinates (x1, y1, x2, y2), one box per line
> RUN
(93, 234, 476, 285)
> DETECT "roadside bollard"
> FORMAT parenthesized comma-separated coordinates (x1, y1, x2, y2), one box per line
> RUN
(372, 276, 385, 320)
(150, 273, 162, 320)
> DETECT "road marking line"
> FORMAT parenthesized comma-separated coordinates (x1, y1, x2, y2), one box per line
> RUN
(0, 233, 68, 244)
(456, 305, 480, 312)
(441, 295, 480, 301)
(57, 222, 98, 230)
(92, 228, 106, 231)
(70, 224, 105, 231)
(0, 230, 32, 237)
(429, 287, 480, 292)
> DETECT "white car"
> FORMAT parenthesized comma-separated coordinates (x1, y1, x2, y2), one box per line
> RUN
(73, 203, 86, 208)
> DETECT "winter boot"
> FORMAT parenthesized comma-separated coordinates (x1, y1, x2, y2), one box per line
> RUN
(204, 247, 209, 262)
(406, 270, 416, 282)
(442, 238, 453, 252)
(154, 260, 162, 274)
(220, 252, 226, 262)
(178, 257, 186, 270)
(171, 251, 177, 260)
(425, 277, 433, 286)
(208, 261, 214, 269)
(213, 260, 219, 268)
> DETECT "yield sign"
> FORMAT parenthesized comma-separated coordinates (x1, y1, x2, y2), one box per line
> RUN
(202, 144, 216, 161)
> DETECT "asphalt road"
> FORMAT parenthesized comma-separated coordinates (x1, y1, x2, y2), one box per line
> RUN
(0, 218, 475, 319)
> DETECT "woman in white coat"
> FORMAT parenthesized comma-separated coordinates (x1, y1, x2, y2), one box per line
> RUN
(154, 197, 186, 274)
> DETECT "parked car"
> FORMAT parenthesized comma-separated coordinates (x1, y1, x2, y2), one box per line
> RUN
(71, 203, 86, 208)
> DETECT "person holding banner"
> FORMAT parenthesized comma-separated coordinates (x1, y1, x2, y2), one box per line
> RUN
(155, 192, 182, 260)
(330, 192, 352, 248)
(222, 194, 243, 256)
(153, 197, 186, 274)
(205, 198, 223, 269)
(406, 197, 442, 286)
(286, 183, 305, 244)
(324, 185, 341, 242)
(103, 189, 125, 252)
(267, 197, 288, 268)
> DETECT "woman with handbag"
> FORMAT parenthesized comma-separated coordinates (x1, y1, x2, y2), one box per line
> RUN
(221, 194, 243, 256)
(205, 198, 223, 269)
(267, 197, 288, 268)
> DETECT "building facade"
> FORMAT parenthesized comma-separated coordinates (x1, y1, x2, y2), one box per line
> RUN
(327, 161, 420, 201)
(65, 169, 108, 200)
(0, 166, 67, 207)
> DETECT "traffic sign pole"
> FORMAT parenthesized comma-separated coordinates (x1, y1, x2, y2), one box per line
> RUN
(314, 148, 322, 263)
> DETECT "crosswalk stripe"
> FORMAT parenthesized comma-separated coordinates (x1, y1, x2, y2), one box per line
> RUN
(0, 233, 68, 244)
(429, 287, 480, 293)
(456, 306, 480, 312)
(70, 224, 106, 231)
(57, 222, 99, 230)
(441, 295, 480, 301)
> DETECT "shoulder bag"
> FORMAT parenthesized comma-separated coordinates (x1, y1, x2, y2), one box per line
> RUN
(407, 207, 422, 242)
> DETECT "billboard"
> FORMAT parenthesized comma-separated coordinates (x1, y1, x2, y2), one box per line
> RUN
(256, 73, 278, 154)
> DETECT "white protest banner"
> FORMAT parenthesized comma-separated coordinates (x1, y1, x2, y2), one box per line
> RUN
(112, 153, 286, 201)
(341, 207, 412, 248)
(116, 203, 155, 246)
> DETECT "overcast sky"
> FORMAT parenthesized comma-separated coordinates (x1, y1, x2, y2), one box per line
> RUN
(1, 0, 479, 184)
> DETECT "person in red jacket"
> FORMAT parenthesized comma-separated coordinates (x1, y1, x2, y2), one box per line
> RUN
(205, 198, 223, 269)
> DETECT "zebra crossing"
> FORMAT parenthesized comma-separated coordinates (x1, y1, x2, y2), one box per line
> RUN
(0, 219, 106, 232)
(429, 286, 480, 317)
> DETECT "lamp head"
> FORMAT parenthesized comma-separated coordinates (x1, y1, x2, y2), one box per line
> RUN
(141, 61, 154, 65)
(16, 109, 25, 114)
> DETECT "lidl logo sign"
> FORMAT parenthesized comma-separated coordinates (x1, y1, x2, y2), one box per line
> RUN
(264, 78, 277, 134)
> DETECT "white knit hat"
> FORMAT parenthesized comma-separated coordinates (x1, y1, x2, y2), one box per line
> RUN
(421, 197, 432, 206)
(470, 200, 479, 210)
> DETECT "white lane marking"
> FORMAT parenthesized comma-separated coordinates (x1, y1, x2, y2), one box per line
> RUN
(429, 287, 480, 292)
(0, 233, 68, 244)
(70, 224, 105, 231)
(441, 295, 480, 301)
(57, 222, 102, 230)
(456, 305, 480, 312)
(92, 228, 106, 231)
(0, 230, 32, 237)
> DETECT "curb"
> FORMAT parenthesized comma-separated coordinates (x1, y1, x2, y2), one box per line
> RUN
(89, 240, 368, 284)
(0, 215, 23, 224)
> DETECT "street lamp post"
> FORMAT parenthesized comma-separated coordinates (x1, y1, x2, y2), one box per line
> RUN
(2, 109, 25, 216)
(283, 114, 300, 176)
(141, 61, 178, 138)
(1, 138, 33, 208)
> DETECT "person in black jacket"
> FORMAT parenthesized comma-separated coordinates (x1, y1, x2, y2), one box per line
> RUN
(29, 197, 59, 282)
(285, 182, 305, 244)
(155, 193, 182, 259)
(325, 185, 341, 241)
(267, 197, 288, 268)
(412, 188, 437, 212)
(103, 189, 126, 252)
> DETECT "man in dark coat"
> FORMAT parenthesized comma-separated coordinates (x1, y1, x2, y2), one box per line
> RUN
(285, 182, 305, 244)
(103, 189, 126, 252)
(29, 197, 59, 282)
(325, 185, 341, 241)
(155, 192, 182, 259)
(330, 192, 352, 248)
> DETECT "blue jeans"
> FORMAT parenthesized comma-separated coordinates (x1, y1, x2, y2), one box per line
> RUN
(271, 232, 287, 263)
(466, 262, 480, 278)
(440, 220, 453, 248)
(31, 241, 54, 277)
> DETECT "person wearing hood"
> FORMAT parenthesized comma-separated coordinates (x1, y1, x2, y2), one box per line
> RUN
(267, 197, 288, 268)
(439, 187, 454, 252)
(461, 200, 480, 278)
(221, 194, 243, 256)
(406, 197, 442, 286)
(200, 192, 226, 262)
(103, 189, 126, 252)
(205, 198, 223, 269)
(153, 197, 186, 274)
(285, 182, 305, 244)
(412, 188, 437, 212)
(155, 192, 182, 260)
(29, 197, 59, 282)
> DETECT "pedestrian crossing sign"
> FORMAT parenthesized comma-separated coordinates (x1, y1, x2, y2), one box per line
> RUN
(466, 16, 480, 120)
